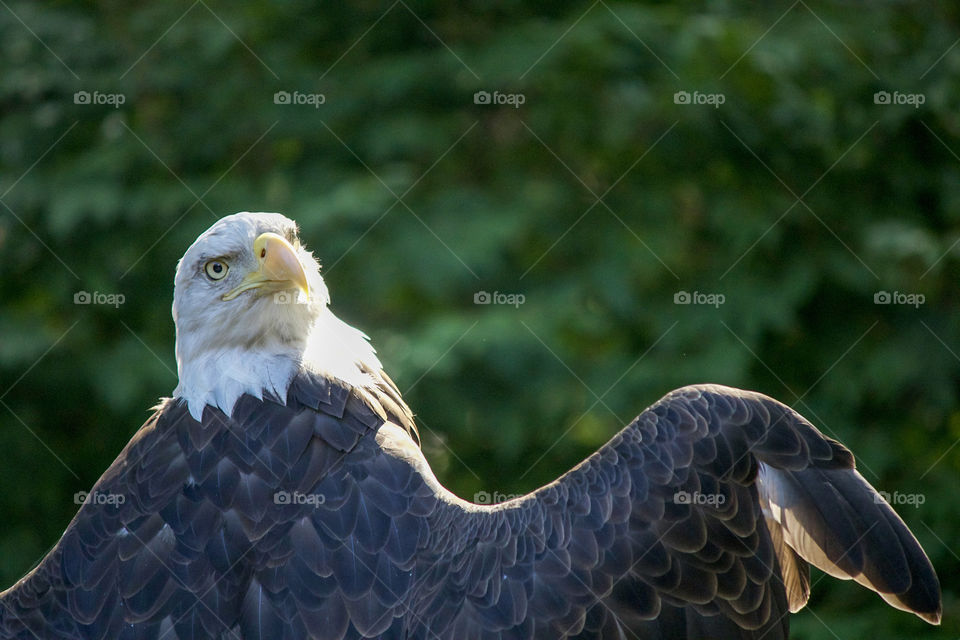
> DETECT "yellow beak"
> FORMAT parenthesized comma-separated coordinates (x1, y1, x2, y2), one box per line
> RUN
(221, 232, 310, 301)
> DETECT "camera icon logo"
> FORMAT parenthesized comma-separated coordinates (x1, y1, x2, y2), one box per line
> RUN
(674, 491, 691, 504)
(673, 290, 691, 304)
(274, 91, 291, 105)
(474, 291, 491, 304)
(473, 91, 491, 105)
(74, 291, 92, 304)
(475, 490, 491, 504)
(673, 91, 691, 105)
(873, 91, 891, 105)
(274, 491, 291, 505)
(874, 291, 891, 304)
(73, 91, 91, 104)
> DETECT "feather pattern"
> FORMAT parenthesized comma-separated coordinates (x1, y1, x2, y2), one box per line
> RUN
(0, 376, 940, 639)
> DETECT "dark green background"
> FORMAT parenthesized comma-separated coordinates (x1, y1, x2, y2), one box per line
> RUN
(1, 2, 957, 638)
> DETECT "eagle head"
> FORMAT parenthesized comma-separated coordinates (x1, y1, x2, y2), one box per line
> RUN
(171, 212, 380, 420)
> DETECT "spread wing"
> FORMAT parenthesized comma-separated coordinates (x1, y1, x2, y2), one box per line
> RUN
(368, 384, 941, 639)
(0, 379, 941, 640)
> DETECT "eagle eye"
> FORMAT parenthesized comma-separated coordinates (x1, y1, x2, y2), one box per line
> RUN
(204, 260, 229, 280)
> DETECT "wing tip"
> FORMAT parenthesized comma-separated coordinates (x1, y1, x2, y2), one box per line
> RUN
(886, 580, 944, 625)
(902, 584, 943, 626)
(905, 598, 942, 625)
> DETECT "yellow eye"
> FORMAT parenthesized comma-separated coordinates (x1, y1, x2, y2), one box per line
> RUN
(204, 260, 229, 280)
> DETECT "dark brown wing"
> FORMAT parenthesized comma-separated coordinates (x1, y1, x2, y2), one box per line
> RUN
(386, 384, 940, 639)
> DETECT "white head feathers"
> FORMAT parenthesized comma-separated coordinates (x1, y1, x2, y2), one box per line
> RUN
(172, 212, 381, 420)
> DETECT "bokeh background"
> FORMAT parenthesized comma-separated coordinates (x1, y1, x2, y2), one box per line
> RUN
(1, 2, 958, 638)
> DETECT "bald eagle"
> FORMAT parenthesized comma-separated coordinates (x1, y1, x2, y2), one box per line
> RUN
(0, 212, 940, 639)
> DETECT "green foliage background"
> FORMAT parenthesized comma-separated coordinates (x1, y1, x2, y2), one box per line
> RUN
(1, 2, 958, 637)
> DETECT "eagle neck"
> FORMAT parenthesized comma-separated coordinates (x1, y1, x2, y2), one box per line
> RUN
(173, 307, 382, 421)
